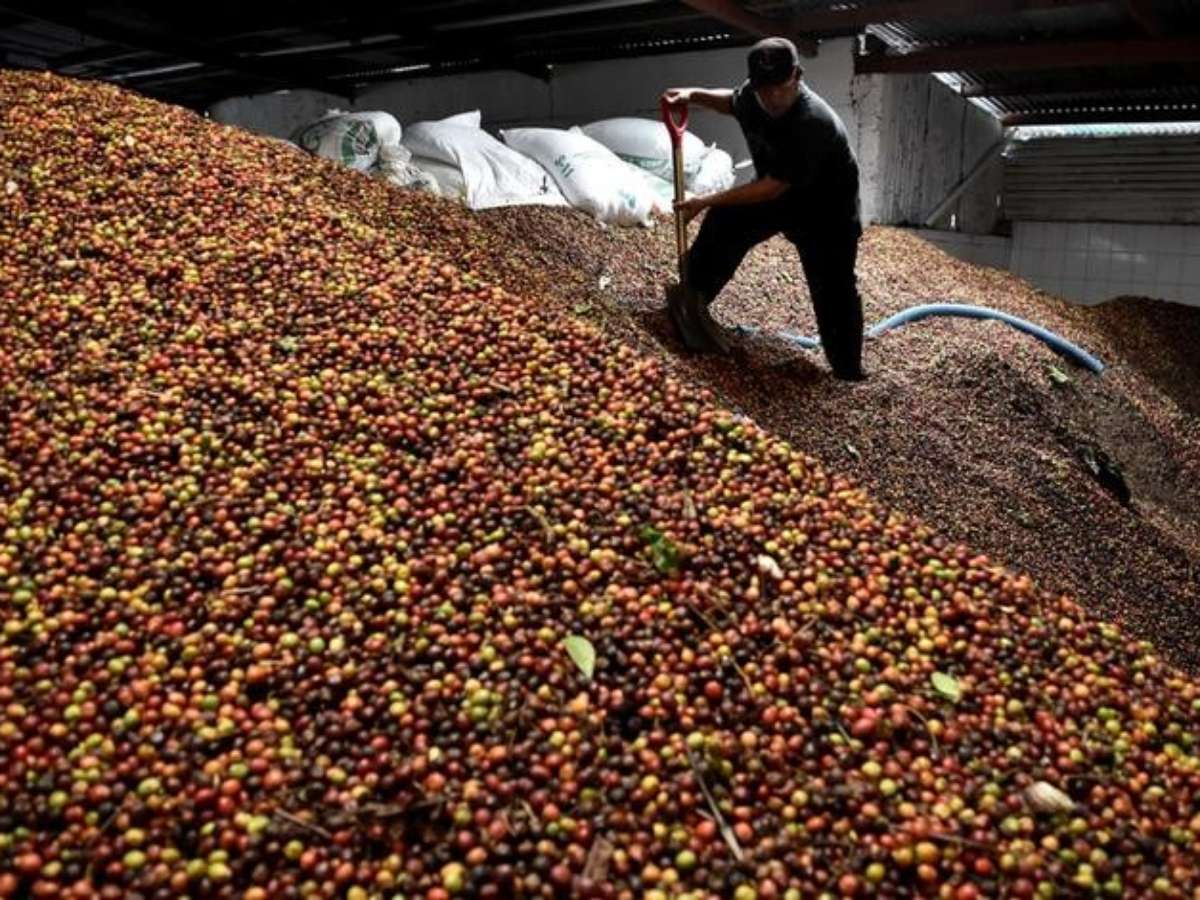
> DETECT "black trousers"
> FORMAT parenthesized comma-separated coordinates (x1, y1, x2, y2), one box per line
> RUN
(684, 199, 865, 378)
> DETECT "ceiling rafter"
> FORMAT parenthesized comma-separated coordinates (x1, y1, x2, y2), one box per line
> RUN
(856, 36, 1200, 74)
(0, 1, 1196, 125)
(0, 3, 352, 97)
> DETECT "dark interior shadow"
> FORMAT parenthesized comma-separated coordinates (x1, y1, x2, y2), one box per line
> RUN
(632, 306, 831, 396)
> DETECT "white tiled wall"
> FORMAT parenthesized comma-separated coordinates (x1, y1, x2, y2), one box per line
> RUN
(916, 229, 1012, 271)
(1011, 221, 1200, 308)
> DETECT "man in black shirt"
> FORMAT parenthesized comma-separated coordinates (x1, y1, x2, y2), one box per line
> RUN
(662, 37, 866, 381)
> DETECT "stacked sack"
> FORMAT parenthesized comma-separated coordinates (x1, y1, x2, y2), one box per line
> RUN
(581, 117, 736, 196)
(290, 109, 437, 192)
(402, 111, 567, 211)
(500, 127, 667, 227)
(290, 108, 737, 227)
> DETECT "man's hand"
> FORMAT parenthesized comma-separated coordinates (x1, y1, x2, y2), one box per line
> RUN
(661, 88, 692, 108)
(661, 87, 734, 116)
(679, 178, 790, 220)
(674, 196, 708, 225)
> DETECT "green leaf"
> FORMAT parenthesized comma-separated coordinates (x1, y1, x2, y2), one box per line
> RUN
(651, 542, 681, 575)
(931, 671, 961, 702)
(640, 526, 681, 575)
(1047, 365, 1071, 385)
(564, 635, 595, 680)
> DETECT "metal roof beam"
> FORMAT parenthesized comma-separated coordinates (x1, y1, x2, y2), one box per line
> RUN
(790, 0, 1106, 32)
(332, 32, 753, 88)
(1124, 0, 1200, 80)
(1, 48, 43, 68)
(962, 77, 1200, 98)
(0, 3, 351, 98)
(679, 0, 818, 56)
(1003, 105, 1200, 125)
(433, 0, 664, 31)
(465, 10, 708, 46)
(856, 36, 1200, 73)
(52, 46, 152, 73)
(319, 4, 716, 84)
(1125, 0, 1165, 35)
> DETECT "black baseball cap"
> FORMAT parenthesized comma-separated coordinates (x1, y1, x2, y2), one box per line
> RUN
(748, 37, 802, 88)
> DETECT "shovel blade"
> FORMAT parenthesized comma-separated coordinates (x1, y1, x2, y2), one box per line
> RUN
(665, 282, 731, 354)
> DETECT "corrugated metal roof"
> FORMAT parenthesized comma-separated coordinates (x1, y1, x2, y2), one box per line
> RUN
(868, 5, 1128, 51)
(975, 89, 1200, 126)
(1011, 121, 1200, 139)
(853, 0, 1200, 126)
(0, 1, 1197, 123)
(0, 1, 732, 107)
(1003, 124, 1200, 223)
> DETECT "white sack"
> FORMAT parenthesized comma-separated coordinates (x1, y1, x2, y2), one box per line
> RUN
(438, 110, 482, 128)
(410, 155, 469, 201)
(501, 126, 659, 227)
(292, 110, 403, 172)
(580, 116, 708, 182)
(626, 164, 678, 217)
(403, 121, 566, 210)
(375, 143, 439, 193)
(687, 146, 736, 195)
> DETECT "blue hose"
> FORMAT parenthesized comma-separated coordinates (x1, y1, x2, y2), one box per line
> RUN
(732, 324, 822, 350)
(866, 304, 1105, 374)
(733, 303, 1105, 374)
(778, 330, 823, 351)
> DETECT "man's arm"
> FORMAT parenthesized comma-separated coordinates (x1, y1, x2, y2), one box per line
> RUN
(661, 87, 734, 116)
(676, 176, 790, 222)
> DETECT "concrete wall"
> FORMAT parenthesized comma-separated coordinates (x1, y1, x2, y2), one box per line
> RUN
(354, 71, 553, 131)
(917, 228, 1012, 271)
(208, 90, 349, 144)
(860, 75, 1004, 234)
(1012, 221, 1200, 308)
(916, 223, 1200, 308)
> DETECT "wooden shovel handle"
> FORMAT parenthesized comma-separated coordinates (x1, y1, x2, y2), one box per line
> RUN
(661, 98, 689, 272)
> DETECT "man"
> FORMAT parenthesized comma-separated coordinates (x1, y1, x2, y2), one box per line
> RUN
(662, 37, 866, 381)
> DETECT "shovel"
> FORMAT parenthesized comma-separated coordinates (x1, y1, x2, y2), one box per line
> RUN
(661, 98, 730, 354)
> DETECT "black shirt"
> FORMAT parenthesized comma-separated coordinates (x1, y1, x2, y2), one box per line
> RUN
(732, 79, 861, 227)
